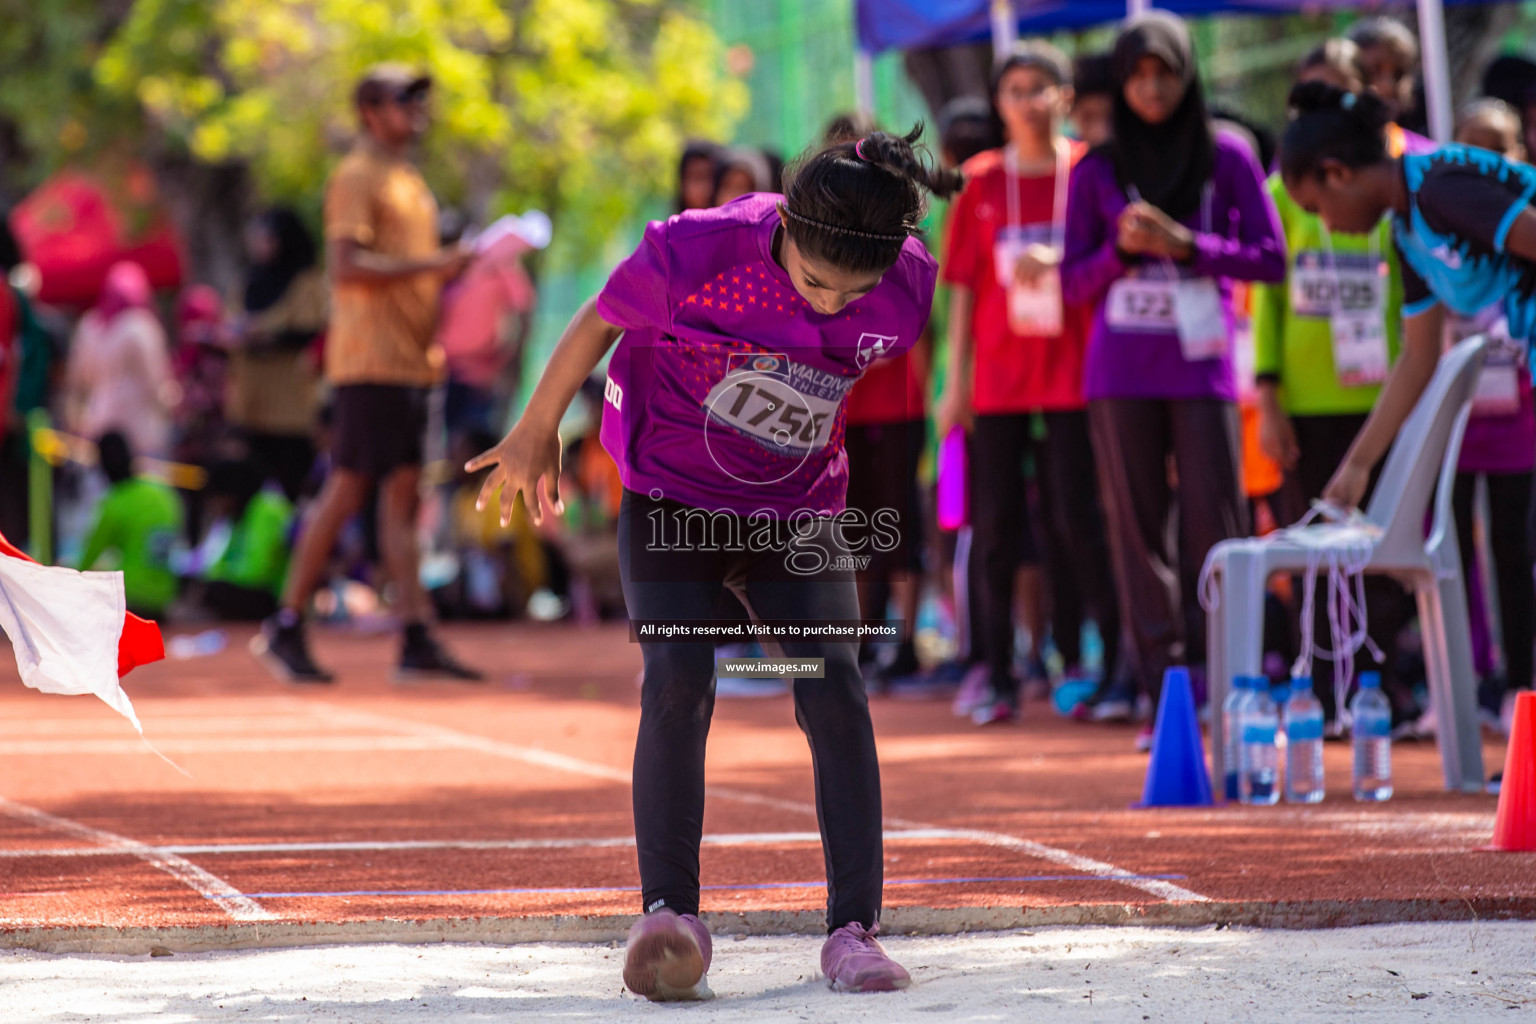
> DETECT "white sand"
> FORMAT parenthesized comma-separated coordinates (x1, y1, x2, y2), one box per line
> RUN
(3, 922, 1533, 1022)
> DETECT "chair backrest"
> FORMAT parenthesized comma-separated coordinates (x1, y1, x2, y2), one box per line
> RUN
(1366, 335, 1488, 557)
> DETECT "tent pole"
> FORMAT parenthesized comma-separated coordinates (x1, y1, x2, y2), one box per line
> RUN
(1416, 0, 1453, 142)
(991, 0, 1018, 60)
(1127, 0, 1152, 17)
(854, 49, 875, 114)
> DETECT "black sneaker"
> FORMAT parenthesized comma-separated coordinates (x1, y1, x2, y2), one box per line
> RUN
(1478, 675, 1509, 731)
(867, 642, 922, 693)
(396, 634, 485, 682)
(251, 618, 334, 684)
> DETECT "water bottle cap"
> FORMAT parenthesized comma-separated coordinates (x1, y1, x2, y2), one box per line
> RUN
(1291, 675, 1312, 688)
(1359, 671, 1381, 689)
(1271, 682, 1290, 702)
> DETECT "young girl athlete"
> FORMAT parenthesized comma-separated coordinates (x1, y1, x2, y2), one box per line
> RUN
(469, 129, 958, 999)
(1253, 41, 1416, 728)
(1278, 82, 1536, 510)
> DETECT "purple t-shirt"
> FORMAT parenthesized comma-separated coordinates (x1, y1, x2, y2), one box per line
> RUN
(1062, 133, 1286, 402)
(1449, 307, 1536, 475)
(596, 193, 938, 517)
(1461, 381, 1536, 475)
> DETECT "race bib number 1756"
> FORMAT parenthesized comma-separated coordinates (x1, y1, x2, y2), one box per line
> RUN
(703, 355, 841, 456)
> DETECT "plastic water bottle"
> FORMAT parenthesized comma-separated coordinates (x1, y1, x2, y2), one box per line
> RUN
(1270, 679, 1291, 789)
(1221, 676, 1254, 801)
(1351, 671, 1394, 801)
(1239, 677, 1281, 805)
(1284, 676, 1327, 804)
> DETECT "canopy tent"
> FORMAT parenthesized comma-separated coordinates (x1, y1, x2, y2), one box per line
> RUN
(9, 168, 185, 308)
(854, 0, 1462, 141)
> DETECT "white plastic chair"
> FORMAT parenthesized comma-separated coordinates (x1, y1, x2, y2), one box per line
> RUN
(1203, 336, 1489, 794)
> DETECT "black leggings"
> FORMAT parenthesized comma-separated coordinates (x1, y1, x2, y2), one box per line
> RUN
(1454, 470, 1535, 692)
(1089, 398, 1247, 700)
(846, 418, 926, 661)
(618, 489, 883, 931)
(969, 411, 1120, 697)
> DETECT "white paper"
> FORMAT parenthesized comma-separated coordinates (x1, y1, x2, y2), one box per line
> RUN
(0, 556, 138, 729)
(1007, 268, 1064, 337)
(1106, 277, 1178, 332)
(1174, 277, 1226, 361)
(1331, 308, 1390, 387)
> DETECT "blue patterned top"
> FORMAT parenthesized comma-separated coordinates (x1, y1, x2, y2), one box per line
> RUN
(1394, 144, 1536, 344)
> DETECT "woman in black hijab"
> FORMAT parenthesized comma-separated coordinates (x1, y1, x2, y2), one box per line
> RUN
(244, 208, 318, 316)
(1060, 11, 1286, 747)
(230, 207, 327, 499)
(1104, 11, 1213, 223)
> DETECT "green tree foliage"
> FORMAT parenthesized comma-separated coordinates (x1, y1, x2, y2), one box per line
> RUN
(0, 1, 143, 173)
(3, 0, 746, 262)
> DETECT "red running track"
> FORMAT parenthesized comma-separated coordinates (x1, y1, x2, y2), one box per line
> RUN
(0, 622, 1530, 952)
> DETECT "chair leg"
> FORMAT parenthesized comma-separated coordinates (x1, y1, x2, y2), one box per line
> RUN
(1208, 568, 1228, 790)
(1208, 545, 1267, 791)
(1417, 577, 1486, 793)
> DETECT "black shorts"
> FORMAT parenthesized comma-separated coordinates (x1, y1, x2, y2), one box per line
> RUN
(844, 418, 926, 573)
(331, 384, 430, 479)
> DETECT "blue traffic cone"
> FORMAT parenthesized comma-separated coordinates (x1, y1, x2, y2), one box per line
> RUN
(1134, 666, 1214, 808)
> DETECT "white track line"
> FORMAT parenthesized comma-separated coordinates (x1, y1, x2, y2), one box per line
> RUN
(305, 702, 1209, 904)
(0, 829, 962, 859)
(0, 713, 338, 736)
(0, 736, 480, 756)
(0, 798, 274, 922)
(905, 825, 1208, 904)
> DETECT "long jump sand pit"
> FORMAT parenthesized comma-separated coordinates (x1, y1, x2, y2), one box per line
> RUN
(3, 921, 1533, 1022)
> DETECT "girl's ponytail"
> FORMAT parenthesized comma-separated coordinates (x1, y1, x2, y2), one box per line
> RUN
(1280, 82, 1392, 181)
(781, 123, 963, 275)
(852, 125, 966, 202)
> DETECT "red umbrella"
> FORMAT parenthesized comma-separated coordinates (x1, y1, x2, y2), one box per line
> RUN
(8, 167, 185, 307)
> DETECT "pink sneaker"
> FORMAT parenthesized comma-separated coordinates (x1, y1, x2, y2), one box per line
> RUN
(622, 909, 713, 1001)
(821, 921, 911, 992)
(971, 693, 1019, 726)
(951, 664, 990, 717)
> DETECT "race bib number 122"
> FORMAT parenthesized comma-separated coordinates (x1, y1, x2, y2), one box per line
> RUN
(1105, 278, 1176, 331)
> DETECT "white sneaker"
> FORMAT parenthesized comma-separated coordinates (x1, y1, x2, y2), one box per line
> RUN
(1500, 692, 1522, 737)
(952, 664, 991, 717)
(1392, 707, 1436, 741)
(1090, 697, 1133, 723)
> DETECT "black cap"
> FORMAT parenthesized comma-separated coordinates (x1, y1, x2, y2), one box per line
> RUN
(354, 63, 432, 108)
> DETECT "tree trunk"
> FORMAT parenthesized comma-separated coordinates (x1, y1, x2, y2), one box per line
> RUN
(152, 157, 253, 303)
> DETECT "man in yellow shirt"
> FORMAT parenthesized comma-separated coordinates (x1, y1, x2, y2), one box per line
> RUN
(255, 64, 479, 683)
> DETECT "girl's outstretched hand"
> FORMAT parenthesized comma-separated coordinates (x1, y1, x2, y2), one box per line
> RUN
(465, 421, 565, 527)
(1321, 455, 1370, 513)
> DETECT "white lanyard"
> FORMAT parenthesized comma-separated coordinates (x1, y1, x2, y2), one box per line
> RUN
(1004, 138, 1070, 253)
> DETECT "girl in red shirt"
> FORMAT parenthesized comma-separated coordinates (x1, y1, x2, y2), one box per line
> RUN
(937, 42, 1122, 724)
